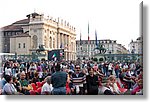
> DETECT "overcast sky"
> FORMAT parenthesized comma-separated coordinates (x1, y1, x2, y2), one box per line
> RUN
(0, 0, 142, 49)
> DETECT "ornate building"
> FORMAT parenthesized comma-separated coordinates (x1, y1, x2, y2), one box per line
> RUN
(1, 12, 76, 61)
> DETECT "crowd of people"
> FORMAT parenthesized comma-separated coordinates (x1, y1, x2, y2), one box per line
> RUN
(0, 59, 143, 95)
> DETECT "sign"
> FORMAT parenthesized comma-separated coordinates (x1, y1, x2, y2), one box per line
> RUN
(48, 49, 64, 61)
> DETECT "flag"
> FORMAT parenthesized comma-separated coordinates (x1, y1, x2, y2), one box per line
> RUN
(95, 30, 98, 46)
(80, 32, 82, 45)
(52, 53, 56, 58)
(80, 31, 82, 50)
(88, 22, 90, 42)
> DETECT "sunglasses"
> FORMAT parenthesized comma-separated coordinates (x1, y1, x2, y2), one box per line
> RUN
(75, 67, 80, 69)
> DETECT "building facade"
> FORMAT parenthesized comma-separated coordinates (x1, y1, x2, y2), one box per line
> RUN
(76, 39, 128, 59)
(128, 37, 142, 54)
(1, 12, 76, 61)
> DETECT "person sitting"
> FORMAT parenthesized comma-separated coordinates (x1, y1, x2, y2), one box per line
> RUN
(2, 75, 19, 95)
(101, 79, 114, 95)
(0, 74, 9, 90)
(19, 72, 32, 95)
(119, 69, 135, 89)
(131, 79, 143, 95)
(109, 75, 121, 94)
(12, 76, 21, 93)
(41, 76, 53, 95)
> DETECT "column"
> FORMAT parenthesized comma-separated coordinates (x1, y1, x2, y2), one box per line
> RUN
(67, 52, 69, 61)
(58, 33, 60, 48)
(39, 28, 44, 46)
(62, 34, 64, 48)
(64, 35, 66, 49)
(69, 52, 70, 61)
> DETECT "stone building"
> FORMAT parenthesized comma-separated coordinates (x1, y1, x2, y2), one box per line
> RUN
(76, 39, 128, 59)
(128, 37, 142, 54)
(1, 12, 76, 61)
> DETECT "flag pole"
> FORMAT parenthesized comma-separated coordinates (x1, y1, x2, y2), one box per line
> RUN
(88, 22, 90, 60)
(80, 30, 82, 60)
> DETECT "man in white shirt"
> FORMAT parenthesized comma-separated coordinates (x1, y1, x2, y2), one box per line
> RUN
(41, 76, 53, 95)
(123, 63, 128, 69)
(5, 67, 12, 76)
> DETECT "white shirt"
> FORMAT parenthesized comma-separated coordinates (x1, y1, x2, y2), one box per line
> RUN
(41, 82, 53, 94)
(113, 83, 120, 94)
(5, 68, 12, 76)
(108, 64, 112, 70)
(123, 65, 128, 69)
(29, 65, 37, 72)
(101, 86, 111, 93)
(2, 83, 17, 95)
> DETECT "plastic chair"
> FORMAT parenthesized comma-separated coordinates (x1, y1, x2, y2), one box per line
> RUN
(29, 90, 36, 95)
(120, 80, 128, 89)
(31, 83, 37, 90)
(66, 82, 71, 94)
(36, 87, 42, 95)
(36, 82, 42, 88)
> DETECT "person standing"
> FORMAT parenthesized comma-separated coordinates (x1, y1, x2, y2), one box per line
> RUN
(51, 63, 67, 95)
(71, 65, 86, 95)
(115, 63, 120, 78)
(86, 68, 99, 95)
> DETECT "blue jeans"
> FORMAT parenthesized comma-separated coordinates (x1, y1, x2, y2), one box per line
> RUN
(103, 67, 107, 77)
(52, 87, 66, 95)
(115, 69, 119, 78)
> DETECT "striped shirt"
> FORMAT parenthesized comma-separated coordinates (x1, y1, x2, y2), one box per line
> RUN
(71, 72, 86, 86)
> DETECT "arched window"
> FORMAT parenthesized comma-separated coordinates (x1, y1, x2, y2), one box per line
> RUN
(32, 35, 38, 48)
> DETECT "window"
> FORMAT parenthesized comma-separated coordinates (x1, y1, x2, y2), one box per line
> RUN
(4, 33, 6, 36)
(23, 43, 25, 48)
(18, 43, 21, 48)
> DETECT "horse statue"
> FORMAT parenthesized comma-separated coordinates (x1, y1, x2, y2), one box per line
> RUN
(94, 44, 107, 54)
(36, 45, 45, 53)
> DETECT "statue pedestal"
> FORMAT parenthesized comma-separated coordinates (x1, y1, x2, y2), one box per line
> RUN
(93, 54, 106, 62)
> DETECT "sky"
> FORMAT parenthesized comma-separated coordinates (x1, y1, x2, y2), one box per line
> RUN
(0, 0, 142, 49)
